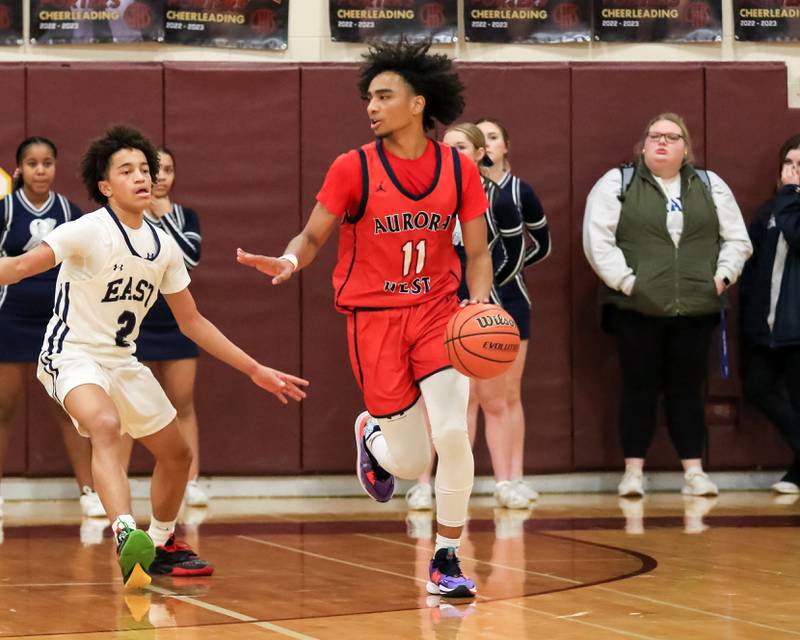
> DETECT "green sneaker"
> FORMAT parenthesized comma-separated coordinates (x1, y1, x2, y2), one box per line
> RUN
(117, 526, 155, 590)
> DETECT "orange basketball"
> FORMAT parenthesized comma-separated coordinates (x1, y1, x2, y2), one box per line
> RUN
(444, 303, 521, 379)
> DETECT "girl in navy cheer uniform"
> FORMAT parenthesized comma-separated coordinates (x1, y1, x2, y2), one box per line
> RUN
(477, 118, 551, 507)
(120, 147, 207, 507)
(0, 137, 102, 519)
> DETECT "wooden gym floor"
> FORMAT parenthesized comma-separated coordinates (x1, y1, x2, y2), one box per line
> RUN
(0, 491, 798, 639)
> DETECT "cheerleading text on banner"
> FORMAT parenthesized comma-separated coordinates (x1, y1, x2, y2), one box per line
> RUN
(0, 0, 23, 44)
(464, 0, 590, 43)
(734, 0, 800, 40)
(593, 0, 722, 42)
(31, 0, 164, 43)
(165, 0, 288, 49)
(330, 0, 457, 43)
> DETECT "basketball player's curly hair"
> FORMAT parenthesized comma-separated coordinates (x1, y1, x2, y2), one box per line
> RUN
(81, 125, 160, 205)
(358, 39, 465, 131)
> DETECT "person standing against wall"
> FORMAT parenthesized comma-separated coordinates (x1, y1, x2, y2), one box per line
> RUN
(740, 134, 800, 495)
(583, 113, 751, 497)
(121, 147, 208, 507)
(0, 137, 103, 520)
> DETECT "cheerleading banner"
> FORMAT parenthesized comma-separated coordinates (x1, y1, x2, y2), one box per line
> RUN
(31, 0, 164, 43)
(164, 0, 289, 49)
(329, 0, 457, 43)
(463, 0, 591, 44)
(734, 0, 800, 41)
(593, 0, 722, 42)
(0, 0, 22, 44)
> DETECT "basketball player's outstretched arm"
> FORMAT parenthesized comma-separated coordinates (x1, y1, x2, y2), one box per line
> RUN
(164, 288, 309, 404)
(237, 202, 340, 285)
(0, 243, 56, 285)
(460, 215, 494, 306)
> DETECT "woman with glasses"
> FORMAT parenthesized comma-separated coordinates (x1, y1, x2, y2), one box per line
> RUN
(740, 134, 800, 495)
(583, 112, 751, 498)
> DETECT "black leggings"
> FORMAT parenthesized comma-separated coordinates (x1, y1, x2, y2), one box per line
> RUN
(742, 344, 800, 471)
(612, 309, 717, 460)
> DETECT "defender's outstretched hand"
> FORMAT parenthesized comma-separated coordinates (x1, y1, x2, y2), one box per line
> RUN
(237, 248, 295, 285)
(251, 365, 309, 404)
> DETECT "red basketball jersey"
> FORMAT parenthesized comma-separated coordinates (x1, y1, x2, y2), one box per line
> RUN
(332, 140, 475, 311)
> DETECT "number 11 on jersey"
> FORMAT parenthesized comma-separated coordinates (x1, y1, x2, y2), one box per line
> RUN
(401, 240, 426, 277)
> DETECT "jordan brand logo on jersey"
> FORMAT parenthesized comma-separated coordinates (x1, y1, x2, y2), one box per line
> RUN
(376, 182, 387, 193)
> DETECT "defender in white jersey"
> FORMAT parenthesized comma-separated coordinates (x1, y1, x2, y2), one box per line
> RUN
(0, 127, 308, 590)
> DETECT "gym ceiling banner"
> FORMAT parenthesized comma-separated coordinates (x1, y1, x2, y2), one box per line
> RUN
(0, 0, 22, 44)
(463, 0, 591, 44)
(330, 0, 457, 43)
(31, 0, 164, 43)
(734, 0, 800, 41)
(593, 0, 722, 42)
(164, 0, 289, 49)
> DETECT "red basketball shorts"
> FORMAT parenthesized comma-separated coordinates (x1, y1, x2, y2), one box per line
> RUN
(346, 294, 458, 418)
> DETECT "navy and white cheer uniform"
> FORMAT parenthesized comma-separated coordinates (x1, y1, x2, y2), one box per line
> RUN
(136, 204, 201, 361)
(498, 172, 551, 341)
(36, 206, 190, 438)
(0, 190, 81, 361)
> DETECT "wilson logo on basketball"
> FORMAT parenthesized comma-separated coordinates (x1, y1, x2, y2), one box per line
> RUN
(476, 314, 517, 329)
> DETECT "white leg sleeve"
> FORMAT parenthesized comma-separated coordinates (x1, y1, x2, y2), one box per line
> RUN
(420, 368, 473, 528)
(371, 399, 432, 480)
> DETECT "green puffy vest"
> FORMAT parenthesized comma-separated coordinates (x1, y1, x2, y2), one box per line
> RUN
(605, 160, 721, 317)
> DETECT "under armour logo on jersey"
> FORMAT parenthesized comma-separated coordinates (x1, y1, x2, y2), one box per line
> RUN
(376, 182, 387, 193)
(113, 264, 124, 271)
(146, 252, 156, 260)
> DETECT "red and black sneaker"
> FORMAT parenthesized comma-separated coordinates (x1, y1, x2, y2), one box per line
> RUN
(148, 535, 214, 577)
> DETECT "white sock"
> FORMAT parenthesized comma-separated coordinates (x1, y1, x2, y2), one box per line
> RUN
(112, 515, 136, 545)
(684, 465, 703, 476)
(147, 517, 176, 547)
(434, 533, 460, 554)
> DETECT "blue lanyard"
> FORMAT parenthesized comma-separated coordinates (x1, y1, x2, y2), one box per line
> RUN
(719, 307, 730, 379)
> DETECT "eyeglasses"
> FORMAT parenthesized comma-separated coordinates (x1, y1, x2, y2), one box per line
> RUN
(647, 132, 685, 144)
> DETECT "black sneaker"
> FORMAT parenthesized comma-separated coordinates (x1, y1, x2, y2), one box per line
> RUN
(148, 535, 214, 577)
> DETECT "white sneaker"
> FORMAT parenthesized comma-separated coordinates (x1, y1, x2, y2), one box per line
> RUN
(80, 487, 106, 518)
(618, 469, 645, 497)
(771, 481, 800, 495)
(513, 479, 539, 501)
(682, 470, 719, 496)
(80, 517, 108, 545)
(494, 480, 530, 509)
(184, 480, 209, 507)
(405, 482, 433, 510)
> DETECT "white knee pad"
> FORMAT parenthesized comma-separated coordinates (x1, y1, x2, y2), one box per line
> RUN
(374, 399, 432, 480)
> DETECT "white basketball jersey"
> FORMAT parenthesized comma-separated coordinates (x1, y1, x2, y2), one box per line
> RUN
(39, 208, 186, 369)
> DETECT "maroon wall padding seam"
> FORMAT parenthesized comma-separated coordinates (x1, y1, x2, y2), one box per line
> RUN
(0, 65, 28, 475)
(571, 64, 707, 470)
(23, 64, 164, 476)
(162, 64, 303, 475)
(299, 65, 371, 473)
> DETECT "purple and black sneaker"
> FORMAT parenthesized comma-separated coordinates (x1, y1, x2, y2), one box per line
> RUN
(354, 411, 395, 503)
(427, 548, 477, 598)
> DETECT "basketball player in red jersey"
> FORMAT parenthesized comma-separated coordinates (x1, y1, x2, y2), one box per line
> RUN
(238, 40, 493, 598)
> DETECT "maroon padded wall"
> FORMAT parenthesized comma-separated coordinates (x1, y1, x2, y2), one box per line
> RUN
(161, 64, 303, 475)
(24, 64, 164, 476)
(0, 65, 28, 475)
(299, 65, 371, 473)
(571, 64, 707, 470)
(458, 64, 573, 472)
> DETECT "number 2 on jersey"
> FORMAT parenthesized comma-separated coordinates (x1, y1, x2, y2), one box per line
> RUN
(115, 311, 137, 347)
(401, 240, 426, 277)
